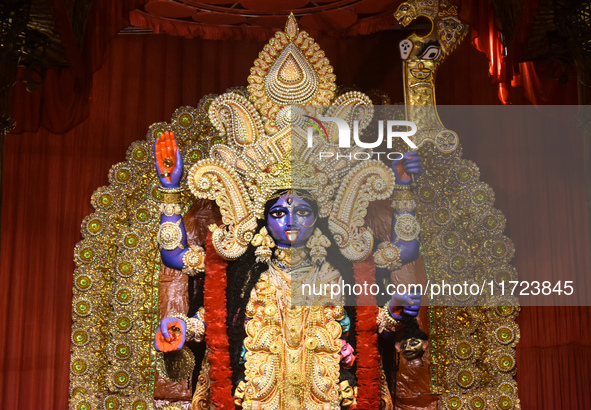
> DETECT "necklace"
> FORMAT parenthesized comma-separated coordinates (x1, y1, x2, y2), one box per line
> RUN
(273, 247, 310, 269)
(268, 263, 312, 409)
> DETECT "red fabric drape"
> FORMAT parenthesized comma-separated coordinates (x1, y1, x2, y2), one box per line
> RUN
(11, 0, 147, 134)
(203, 234, 233, 409)
(353, 260, 381, 409)
(130, 1, 401, 40)
(453, 0, 578, 105)
(456, 0, 511, 103)
(2, 20, 589, 410)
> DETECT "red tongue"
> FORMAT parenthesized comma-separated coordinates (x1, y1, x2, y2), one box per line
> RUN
(285, 230, 299, 241)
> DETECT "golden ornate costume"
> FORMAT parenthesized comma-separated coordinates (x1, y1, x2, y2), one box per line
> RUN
(242, 260, 344, 409)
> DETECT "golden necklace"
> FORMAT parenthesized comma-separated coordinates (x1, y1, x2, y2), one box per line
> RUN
(273, 247, 309, 268)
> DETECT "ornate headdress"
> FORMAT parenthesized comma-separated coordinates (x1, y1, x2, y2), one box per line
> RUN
(188, 14, 396, 261)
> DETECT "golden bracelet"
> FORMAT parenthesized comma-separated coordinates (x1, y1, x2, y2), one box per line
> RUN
(394, 213, 420, 242)
(391, 188, 414, 200)
(373, 241, 402, 271)
(376, 305, 402, 333)
(182, 245, 206, 275)
(186, 317, 205, 342)
(158, 186, 185, 204)
(391, 188, 416, 212)
(391, 198, 416, 212)
(160, 203, 182, 216)
(157, 219, 184, 250)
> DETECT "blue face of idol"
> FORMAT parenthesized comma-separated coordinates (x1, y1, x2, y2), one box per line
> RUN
(266, 192, 317, 248)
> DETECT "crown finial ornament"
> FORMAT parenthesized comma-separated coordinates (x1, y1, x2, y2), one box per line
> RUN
(285, 12, 298, 39)
(188, 15, 396, 260)
(247, 16, 336, 135)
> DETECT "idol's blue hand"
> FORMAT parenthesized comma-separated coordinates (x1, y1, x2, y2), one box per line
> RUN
(392, 151, 422, 185)
(154, 317, 186, 352)
(389, 293, 422, 320)
(155, 131, 183, 188)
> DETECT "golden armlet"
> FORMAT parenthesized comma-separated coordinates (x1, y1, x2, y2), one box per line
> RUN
(157, 219, 184, 250)
(157, 186, 185, 204)
(373, 242, 402, 271)
(394, 213, 420, 242)
(391, 187, 416, 212)
(182, 245, 206, 276)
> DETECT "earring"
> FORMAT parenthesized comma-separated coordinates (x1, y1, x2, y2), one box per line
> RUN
(251, 227, 275, 263)
(306, 228, 331, 264)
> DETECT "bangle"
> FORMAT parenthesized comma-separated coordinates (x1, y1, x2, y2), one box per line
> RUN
(158, 187, 185, 204)
(157, 219, 184, 250)
(168, 312, 205, 342)
(391, 189, 416, 212)
(158, 186, 184, 193)
(391, 198, 416, 212)
(182, 245, 206, 275)
(391, 189, 414, 200)
(376, 305, 402, 333)
(186, 317, 205, 342)
(160, 203, 182, 216)
(160, 192, 182, 204)
(168, 312, 189, 324)
(373, 242, 402, 271)
(394, 213, 420, 242)
(197, 307, 205, 322)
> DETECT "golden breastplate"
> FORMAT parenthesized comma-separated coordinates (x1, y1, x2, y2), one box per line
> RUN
(242, 263, 345, 410)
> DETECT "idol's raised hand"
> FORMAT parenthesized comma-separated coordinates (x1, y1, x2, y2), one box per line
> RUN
(155, 131, 183, 188)
(392, 150, 422, 186)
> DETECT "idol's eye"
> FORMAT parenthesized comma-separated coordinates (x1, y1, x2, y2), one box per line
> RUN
(270, 209, 287, 218)
(420, 45, 441, 60)
(295, 208, 313, 217)
(409, 340, 420, 347)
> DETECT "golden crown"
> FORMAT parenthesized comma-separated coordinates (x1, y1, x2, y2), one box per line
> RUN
(187, 15, 396, 260)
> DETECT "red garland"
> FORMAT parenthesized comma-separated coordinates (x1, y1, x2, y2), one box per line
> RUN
(353, 259, 381, 409)
(203, 233, 234, 409)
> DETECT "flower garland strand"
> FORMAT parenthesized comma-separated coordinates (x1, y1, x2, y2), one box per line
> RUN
(353, 259, 381, 408)
(203, 232, 234, 409)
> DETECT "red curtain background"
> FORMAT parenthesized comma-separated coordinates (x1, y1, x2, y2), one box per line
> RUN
(1, 8, 589, 410)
